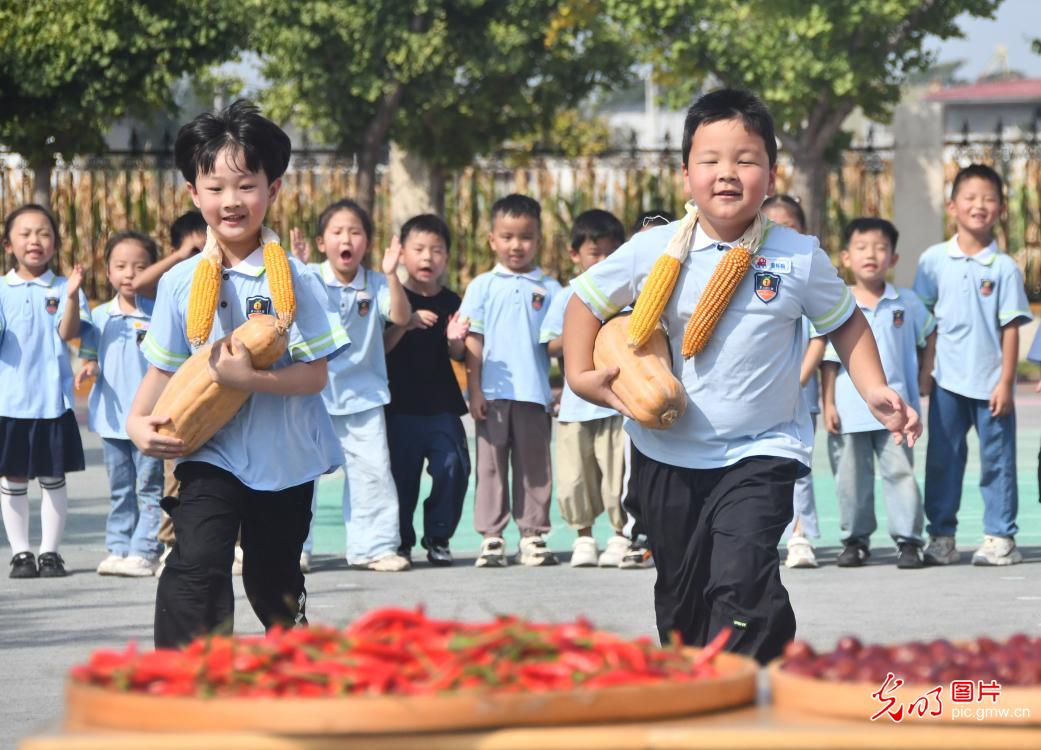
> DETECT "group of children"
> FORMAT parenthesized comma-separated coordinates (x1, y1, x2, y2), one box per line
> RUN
(0, 90, 1032, 663)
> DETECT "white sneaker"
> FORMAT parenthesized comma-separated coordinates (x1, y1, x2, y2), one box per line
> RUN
(785, 535, 819, 569)
(96, 553, 124, 576)
(358, 553, 411, 572)
(972, 535, 1023, 566)
(598, 535, 630, 567)
(619, 540, 654, 569)
(114, 555, 159, 577)
(475, 536, 508, 568)
(924, 535, 959, 565)
(154, 545, 171, 577)
(299, 552, 311, 573)
(517, 536, 559, 567)
(232, 545, 244, 576)
(570, 537, 599, 567)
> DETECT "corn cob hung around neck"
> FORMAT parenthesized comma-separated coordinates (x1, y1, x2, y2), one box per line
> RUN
(626, 202, 767, 358)
(186, 226, 296, 348)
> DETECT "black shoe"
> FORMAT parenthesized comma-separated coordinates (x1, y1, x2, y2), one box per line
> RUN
(896, 542, 924, 569)
(836, 542, 870, 568)
(37, 552, 67, 578)
(9, 551, 38, 579)
(422, 537, 453, 567)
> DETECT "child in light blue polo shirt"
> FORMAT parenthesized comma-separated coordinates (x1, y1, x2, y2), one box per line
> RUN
(300, 199, 411, 572)
(541, 209, 630, 569)
(913, 164, 1032, 567)
(563, 89, 921, 664)
(0, 204, 89, 579)
(460, 194, 562, 568)
(821, 218, 935, 570)
(77, 231, 165, 578)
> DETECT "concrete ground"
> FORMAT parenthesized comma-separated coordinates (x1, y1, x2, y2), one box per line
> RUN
(3, 390, 1041, 748)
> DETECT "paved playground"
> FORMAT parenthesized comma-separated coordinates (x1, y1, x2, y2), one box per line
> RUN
(3, 391, 1041, 748)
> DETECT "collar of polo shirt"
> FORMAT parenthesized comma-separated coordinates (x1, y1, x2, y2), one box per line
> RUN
(222, 245, 268, 277)
(492, 263, 545, 282)
(320, 260, 369, 290)
(856, 282, 900, 309)
(4, 268, 56, 287)
(105, 295, 148, 318)
(691, 224, 736, 253)
(946, 235, 997, 266)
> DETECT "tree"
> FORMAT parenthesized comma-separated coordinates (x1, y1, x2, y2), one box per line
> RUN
(0, 1, 245, 207)
(250, 0, 631, 213)
(608, 0, 1002, 237)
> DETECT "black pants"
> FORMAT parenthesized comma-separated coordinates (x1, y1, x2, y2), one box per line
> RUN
(626, 448, 799, 665)
(154, 462, 313, 649)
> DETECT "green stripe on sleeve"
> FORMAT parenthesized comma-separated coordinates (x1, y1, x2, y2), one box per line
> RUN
(141, 335, 189, 369)
(811, 286, 854, 333)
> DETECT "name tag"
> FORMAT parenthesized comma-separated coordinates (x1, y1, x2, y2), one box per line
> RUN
(752, 256, 792, 274)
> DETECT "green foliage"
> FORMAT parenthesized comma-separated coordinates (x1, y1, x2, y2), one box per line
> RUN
(0, 0, 246, 164)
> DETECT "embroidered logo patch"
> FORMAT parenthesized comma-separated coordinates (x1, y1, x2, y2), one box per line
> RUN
(980, 279, 995, 297)
(44, 296, 59, 314)
(753, 256, 792, 274)
(356, 290, 372, 317)
(133, 320, 149, 346)
(893, 309, 905, 328)
(246, 295, 272, 318)
(532, 291, 545, 311)
(753, 272, 780, 303)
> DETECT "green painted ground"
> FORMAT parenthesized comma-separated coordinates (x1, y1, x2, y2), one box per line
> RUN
(310, 428, 1041, 556)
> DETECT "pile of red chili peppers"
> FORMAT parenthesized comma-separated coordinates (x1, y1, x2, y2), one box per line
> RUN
(70, 607, 731, 698)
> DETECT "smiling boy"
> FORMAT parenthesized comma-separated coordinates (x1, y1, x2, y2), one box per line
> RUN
(562, 89, 920, 663)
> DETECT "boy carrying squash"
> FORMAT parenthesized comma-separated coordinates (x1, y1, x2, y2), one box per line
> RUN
(126, 100, 348, 648)
(563, 89, 920, 663)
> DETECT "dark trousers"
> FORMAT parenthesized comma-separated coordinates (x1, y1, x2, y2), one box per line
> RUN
(387, 413, 470, 550)
(154, 461, 313, 649)
(627, 448, 799, 665)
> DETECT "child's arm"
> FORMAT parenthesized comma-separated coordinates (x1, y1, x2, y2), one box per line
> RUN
(58, 265, 84, 341)
(381, 236, 411, 327)
(828, 309, 920, 446)
(546, 335, 563, 358)
(74, 360, 99, 391)
(126, 366, 189, 458)
(207, 336, 328, 395)
(918, 331, 937, 397)
(446, 312, 468, 361)
(561, 294, 633, 417)
(133, 242, 197, 299)
(799, 337, 825, 387)
(819, 362, 841, 435)
(383, 309, 440, 353)
(465, 332, 488, 420)
(990, 324, 1018, 417)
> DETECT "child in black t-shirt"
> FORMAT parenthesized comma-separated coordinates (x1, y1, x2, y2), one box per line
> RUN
(385, 215, 471, 565)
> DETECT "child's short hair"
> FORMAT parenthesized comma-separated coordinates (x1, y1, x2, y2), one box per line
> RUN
(491, 194, 541, 227)
(400, 213, 451, 253)
(951, 163, 1004, 204)
(632, 209, 676, 234)
(681, 88, 777, 168)
(761, 194, 806, 230)
(844, 217, 899, 252)
(3, 203, 61, 250)
(571, 209, 625, 251)
(104, 230, 159, 265)
(169, 211, 207, 249)
(316, 198, 373, 242)
(174, 99, 291, 185)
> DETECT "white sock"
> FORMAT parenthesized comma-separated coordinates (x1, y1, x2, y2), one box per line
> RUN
(38, 476, 67, 554)
(1, 478, 30, 556)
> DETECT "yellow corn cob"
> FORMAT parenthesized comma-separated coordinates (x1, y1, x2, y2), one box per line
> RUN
(186, 256, 222, 348)
(627, 254, 681, 348)
(681, 245, 751, 358)
(263, 242, 296, 333)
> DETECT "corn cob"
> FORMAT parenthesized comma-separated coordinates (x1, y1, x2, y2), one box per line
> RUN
(627, 253, 681, 347)
(680, 245, 751, 358)
(186, 256, 222, 348)
(263, 242, 296, 333)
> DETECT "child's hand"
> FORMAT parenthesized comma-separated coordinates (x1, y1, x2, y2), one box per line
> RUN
(381, 234, 402, 276)
(175, 239, 201, 260)
(66, 264, 84, 298)
(918, 371, 933, 398)
(75, 361, 98, 390)
(864, 385, 922, 447)
(408, 310, 439, 330)
(290, 227, 311, 263)
(469, 390, 489, 421)
(127, 414, 188, 459)
(822, 402, 841, 435)
(1034, 379, 1041, 394)
(989, 381, 1014, 417)
(446, 312, 470, 341)
(567, 367, 633, 419)
(207, 336, 257, 390)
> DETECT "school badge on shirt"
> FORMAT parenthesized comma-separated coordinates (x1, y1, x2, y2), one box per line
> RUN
(246, 295, 272, 318)
(532, 287, 547, 311)
(753, 272, 780, 304)
(892, 309, 905, 328)
(133, 319, 149, 346)
(356, 290, 372, 317)
(44, 296, 59, 314)
(980, 279, 995, 297)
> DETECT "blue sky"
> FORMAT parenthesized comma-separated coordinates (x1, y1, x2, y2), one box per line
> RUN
(930, 0, 1041, 79)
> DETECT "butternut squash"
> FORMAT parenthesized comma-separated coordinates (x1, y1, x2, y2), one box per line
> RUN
(152, 315, 288, 453)
(593, 313, 686, 429)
